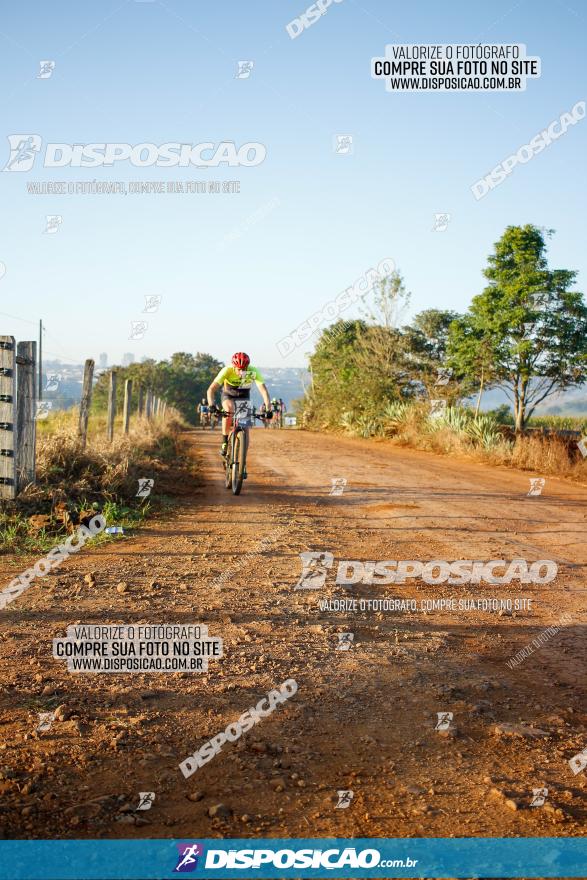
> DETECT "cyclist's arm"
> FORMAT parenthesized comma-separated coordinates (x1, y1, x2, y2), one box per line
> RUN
(207, 381, 220, 407)
(256, 381, 271, 409)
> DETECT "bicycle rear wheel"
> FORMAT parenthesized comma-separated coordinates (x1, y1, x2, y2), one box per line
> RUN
(231, 429, 247, 495)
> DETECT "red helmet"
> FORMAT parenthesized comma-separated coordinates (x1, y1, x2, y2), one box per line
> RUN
(232, 351, 250, 369)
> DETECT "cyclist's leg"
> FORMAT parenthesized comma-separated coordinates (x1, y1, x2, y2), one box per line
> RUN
(221, 396, 235, 455)
(222, 398, 235, 434)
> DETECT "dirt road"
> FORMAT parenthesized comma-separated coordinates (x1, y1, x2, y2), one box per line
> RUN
(1, 428, 586, 840)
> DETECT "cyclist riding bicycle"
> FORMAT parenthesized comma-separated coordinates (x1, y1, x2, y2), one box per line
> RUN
(270, 397, 281, 429)
(197, 398, 210, 427)
(207, 352, 272, 458)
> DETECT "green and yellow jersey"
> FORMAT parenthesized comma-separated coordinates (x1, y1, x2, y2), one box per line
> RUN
(213, 365, 264, 390)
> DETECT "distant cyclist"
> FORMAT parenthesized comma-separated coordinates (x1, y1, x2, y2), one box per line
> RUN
(207, 352, 272, 457)
(197, 398, 210, 428)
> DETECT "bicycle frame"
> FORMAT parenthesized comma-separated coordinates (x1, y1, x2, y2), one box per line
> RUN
(215, 401, 267, 494)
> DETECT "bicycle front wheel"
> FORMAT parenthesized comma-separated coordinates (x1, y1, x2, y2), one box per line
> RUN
(224, 435, 233, 490)
(231, 429, 247, 495)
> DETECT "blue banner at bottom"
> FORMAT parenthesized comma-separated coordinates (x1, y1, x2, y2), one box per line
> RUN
(0, 838, 586, 879)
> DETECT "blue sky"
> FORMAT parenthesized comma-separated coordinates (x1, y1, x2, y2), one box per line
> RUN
(0, 0, 585, 368)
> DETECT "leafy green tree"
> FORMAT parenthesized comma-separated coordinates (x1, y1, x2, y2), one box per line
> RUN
(361, 270, 411, 329)
(403, 309, 462, 399)
(449, 225, 587, 431)
(302, 319, 367, 426)
(448, 315, 498, 415)
(352, 270, 417, 406)
(92, 352, 222, 424)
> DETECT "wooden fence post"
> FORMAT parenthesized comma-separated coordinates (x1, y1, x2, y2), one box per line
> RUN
(145, 389, 152, 420)
(154, 397, 159, 418)
(123, 379, 132, 434)
(137, 384, 144, 417)
(0, 336, 16, 500)
(107, 370, 117, 441)
(16, 341, 36, 493)
(78, 359, 94, 449)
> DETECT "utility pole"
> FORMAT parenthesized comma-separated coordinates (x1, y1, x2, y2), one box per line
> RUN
(38, 319, 43, 401)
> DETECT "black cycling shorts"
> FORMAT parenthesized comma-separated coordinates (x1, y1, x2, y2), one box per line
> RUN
(221, 385, 250, 401)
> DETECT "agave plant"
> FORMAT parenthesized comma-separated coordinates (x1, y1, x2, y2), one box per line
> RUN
(433, 406, 472, 433)
(464, 413, 502, 449)
(339, 411, 356, 432)
(382, 401, 413, 426)
(354, 415, 384, 438)
(428, 405, 503, 449)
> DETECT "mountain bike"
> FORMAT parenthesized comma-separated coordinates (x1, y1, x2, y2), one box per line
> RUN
(216, 401, 269, 495)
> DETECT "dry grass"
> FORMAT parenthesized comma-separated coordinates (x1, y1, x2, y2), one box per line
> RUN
(34, 413, 182, 503)
(339, 404, 587, 483)
(507, 434, 586, 479)
(1, 408, 196, 552)
(391, 427, 587, 482)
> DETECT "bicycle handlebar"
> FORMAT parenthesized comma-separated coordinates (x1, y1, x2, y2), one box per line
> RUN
(214, 408, 271, 420)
